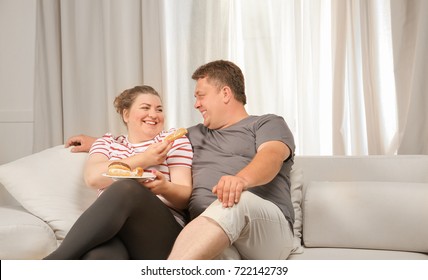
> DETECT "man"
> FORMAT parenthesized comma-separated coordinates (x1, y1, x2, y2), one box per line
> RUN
(66, 60, 295, 259)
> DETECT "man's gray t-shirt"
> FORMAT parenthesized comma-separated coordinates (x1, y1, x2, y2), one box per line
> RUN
(187, 114, 295, 226)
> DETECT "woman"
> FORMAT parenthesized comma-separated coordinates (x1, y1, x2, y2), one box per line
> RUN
(44, 85, 192, 259)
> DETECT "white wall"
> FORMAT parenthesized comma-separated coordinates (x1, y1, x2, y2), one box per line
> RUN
(0, 0, 36, 164)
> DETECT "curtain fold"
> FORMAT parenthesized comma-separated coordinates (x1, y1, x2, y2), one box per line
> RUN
(391, 0, 428, 154)
(33, 0, 63, 152)
(331, 0, 348, 155)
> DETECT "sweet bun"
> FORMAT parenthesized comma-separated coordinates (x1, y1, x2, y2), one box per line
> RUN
(132, 167, 144, 177)
(107, 162, 145, 177)
(164, 128, 188, 142)
(107, 162, 132, 177)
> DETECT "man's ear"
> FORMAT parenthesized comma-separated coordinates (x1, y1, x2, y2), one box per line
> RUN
(222, 86, 233, 104)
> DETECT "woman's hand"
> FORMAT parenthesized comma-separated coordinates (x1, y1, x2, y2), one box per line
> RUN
(137, 141, 173, 167)
(142, 170, 169, 195)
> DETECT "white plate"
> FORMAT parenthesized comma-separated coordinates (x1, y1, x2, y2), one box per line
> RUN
(102, 172, 156, 181)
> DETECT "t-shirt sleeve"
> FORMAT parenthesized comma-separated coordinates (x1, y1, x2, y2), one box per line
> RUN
(254, 114, 295, 154)
(89, 133, 113, 159)
(166, 135, 193, 168)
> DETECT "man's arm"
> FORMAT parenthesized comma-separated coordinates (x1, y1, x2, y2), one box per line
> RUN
(213, 140, 290, 207)
(65, 134, 97, 153)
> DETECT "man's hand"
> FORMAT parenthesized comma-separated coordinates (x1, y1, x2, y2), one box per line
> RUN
(65, 134, 97, 153)
(212, 175, 249, 208)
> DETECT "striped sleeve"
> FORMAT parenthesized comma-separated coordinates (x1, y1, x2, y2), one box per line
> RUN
(89, 133, 113, 158)
(165, 134, 193, 168)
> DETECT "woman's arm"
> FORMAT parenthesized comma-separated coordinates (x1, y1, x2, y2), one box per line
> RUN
(84, 153, 115, 189)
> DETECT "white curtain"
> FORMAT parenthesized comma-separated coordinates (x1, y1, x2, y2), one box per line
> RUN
(33, 0, 428, 155)
(390, 0, 428, 154)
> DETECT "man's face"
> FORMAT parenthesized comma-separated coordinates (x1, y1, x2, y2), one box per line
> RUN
(193, 77, 225, 129)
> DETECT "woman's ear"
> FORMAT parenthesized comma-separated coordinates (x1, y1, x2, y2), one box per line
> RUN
(122, 109, 129, 124)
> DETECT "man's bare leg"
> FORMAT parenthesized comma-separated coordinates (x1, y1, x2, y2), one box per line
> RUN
(168, 216, 230, 259)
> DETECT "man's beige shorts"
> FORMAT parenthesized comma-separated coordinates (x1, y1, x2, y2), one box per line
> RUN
(201, 191, 294, 259)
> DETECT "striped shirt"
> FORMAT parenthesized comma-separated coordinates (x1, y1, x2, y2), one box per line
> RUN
(89, 128, 193, 226)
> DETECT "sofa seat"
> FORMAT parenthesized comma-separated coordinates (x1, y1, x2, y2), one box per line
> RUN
(288, 248, 428, 260)
(0, 205, 57, 259)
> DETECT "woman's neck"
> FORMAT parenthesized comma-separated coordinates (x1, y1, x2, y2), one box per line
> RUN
(127, 132, 156, 144)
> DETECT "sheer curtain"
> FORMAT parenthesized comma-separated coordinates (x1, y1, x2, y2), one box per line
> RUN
(331, 0, 398, 155)
(163, 0, 400, 155)
(390, 0, 428, 154)
(33, 0, 428, 155)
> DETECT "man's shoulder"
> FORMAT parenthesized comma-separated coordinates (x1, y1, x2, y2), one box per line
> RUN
(188, 124, 201, 129)
(187, 123, 205, 133)
(259, 113, 284, 120)
(187, 124, 206, 141)
(250, 114, 286, 127)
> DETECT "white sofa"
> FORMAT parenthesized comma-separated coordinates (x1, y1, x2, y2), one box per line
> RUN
(0, 145, 427, 260)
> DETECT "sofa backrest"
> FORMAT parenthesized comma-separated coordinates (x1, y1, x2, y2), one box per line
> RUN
(293, 155, 428, 186)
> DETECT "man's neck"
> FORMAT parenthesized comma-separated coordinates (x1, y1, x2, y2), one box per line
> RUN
(221, 108, 249, 129)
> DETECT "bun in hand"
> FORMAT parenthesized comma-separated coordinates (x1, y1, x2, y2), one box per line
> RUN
(164, 128, 188, 142)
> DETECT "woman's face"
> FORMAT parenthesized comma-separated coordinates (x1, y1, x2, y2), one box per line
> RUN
(123, 93, 164, 142)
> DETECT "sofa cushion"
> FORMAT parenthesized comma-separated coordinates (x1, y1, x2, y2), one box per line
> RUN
(0, 145, 97, 242)
(0, 182, 20, 207)
(302, 181, 428, 253)
(0, 206, 58, 259)
(290, 167, 304, 253)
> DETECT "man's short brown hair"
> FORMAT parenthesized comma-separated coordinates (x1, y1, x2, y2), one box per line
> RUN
(192, 60, 246, 105)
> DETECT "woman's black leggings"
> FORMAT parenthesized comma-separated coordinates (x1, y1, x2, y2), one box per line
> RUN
(44, 179, 183, 260)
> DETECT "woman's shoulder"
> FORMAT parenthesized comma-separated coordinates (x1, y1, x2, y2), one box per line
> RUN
(96, 133, 127, 144)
